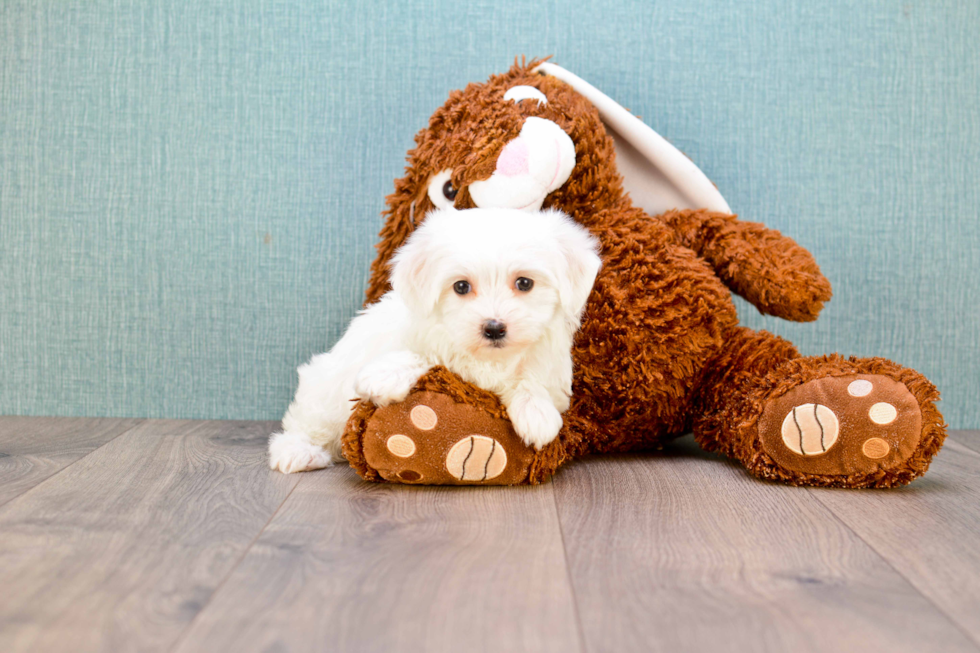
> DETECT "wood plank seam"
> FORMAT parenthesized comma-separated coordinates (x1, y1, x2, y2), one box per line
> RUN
(165, 473, 306, 653)
(551, 441, 980, 653)
(806, 479, 980, 651)
(951, 431, 980, 456)
(0, 418, 146, 509)
(550, 482, 588, 653)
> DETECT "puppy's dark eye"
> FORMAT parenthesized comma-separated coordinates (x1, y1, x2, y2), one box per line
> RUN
(453, 280, 471, 295)
(515, 277, 534, 292)
(442, 180, 458, 201)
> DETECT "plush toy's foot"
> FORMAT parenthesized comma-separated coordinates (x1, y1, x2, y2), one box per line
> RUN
(351, 390, 534, 485)
(341, 367, 565, 485)
(744, 358, 945, 488)
(759, 374, 923, 476)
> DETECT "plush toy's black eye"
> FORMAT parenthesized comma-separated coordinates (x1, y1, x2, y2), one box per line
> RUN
(442, 180, 458, 201)
(453, 280, 471, 295)
(515, 277, 534, 292)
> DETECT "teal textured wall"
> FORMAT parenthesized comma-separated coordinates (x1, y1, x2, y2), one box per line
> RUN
(1, 1, 978, 427)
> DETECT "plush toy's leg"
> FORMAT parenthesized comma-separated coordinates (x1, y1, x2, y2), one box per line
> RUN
(341, 366, 569, 485)
(692, 327, 946, 488)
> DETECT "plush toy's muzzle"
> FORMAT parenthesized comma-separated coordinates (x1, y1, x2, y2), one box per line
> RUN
(468, 116, 576, 211)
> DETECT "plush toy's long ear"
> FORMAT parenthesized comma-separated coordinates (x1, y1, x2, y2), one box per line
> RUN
(535, 62, 732, 215)
(364, 165, 431, 307)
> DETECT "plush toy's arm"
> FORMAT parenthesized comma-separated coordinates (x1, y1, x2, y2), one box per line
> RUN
(661, 209, 832, 322)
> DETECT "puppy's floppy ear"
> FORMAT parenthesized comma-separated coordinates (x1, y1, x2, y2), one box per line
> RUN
(389, 209, 452, 315)
(549, 210, 602, 322)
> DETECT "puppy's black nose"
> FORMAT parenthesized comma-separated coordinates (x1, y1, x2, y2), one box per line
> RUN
(482, 320, 507, 341)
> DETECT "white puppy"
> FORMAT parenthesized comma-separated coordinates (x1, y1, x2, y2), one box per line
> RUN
(269, 207, 601, 473)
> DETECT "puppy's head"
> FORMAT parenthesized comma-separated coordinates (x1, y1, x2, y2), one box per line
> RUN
(390, 207, 601, 358)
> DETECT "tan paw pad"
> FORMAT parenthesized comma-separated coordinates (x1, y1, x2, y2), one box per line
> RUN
(410, 404, 438, 430)
(862, 437, 890, 459)
(848, 379, 873, 397)
(868, 402, 897, 425)
(446, 435, 508, 481)
(780, 403, 840, 455)
(386, 434, 416, 457)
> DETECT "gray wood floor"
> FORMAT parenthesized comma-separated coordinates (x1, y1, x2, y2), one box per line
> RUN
(1, 417, 978, 653)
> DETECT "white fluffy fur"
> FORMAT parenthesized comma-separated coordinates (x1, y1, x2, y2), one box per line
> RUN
(269, 207, 601, 474)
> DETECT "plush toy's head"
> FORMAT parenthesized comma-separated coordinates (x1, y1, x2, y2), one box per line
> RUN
(406, 59, 623, 212)
(365, 58, 729, 304)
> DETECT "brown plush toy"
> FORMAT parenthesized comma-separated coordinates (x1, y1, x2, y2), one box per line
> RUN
(341, 58, 946, 489)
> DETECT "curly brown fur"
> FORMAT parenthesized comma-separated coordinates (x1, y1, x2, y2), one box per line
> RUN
(690, 325, 802, 452)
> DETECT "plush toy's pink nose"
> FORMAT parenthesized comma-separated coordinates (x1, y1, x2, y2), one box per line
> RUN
(496, 138, 530, 177)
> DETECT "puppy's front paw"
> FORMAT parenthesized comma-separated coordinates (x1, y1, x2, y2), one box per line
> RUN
(355, 352, 428, 407)
(507, 394, 563, 450)
(269, 431, 336, 474)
